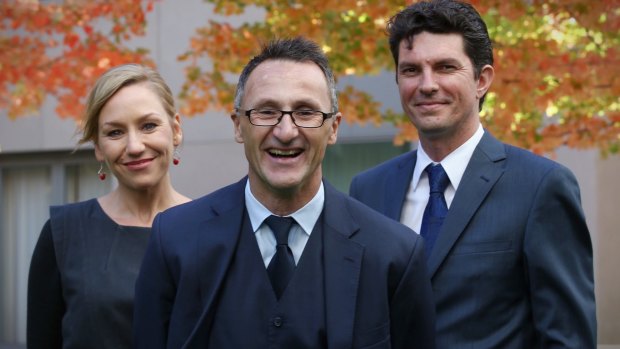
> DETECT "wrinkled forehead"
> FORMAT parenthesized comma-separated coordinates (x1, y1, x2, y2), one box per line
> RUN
(398, 32, 468, 62)
(242, 60, 331, 109)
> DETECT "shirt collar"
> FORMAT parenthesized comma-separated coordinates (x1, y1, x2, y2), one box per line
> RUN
(245, 180, 324, 236)
(412, 124, 484, 190)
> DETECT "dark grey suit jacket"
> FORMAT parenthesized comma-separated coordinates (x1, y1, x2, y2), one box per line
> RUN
(350, 131, 596, 348)
(133, 178, 436, 349)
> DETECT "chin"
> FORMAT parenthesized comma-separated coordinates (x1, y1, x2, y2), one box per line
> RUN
(266, 176, 307, 192)
(123, 176, 161, 190)
(270, 180, 302, 191)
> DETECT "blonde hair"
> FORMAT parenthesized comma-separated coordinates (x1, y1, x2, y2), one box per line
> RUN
(79, 64, 176, 145)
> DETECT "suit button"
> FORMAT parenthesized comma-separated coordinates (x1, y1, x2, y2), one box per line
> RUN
(273, 316, 283, 327)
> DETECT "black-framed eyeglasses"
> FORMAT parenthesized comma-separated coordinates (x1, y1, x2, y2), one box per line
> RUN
(238, 108, 335, 128)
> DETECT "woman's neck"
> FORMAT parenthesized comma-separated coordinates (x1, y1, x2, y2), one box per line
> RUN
(98, 183, 189, 227)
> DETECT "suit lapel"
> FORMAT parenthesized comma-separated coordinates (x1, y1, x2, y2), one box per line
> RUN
(385, 152, 417, 221)
(322, 182, 365, 348)
(185, 179, 247, 346)
(427, 133, 507, 278)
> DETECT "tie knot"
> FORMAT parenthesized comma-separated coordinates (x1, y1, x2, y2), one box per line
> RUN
(265, 215, 295, 245)
(425, 164, 450, 193)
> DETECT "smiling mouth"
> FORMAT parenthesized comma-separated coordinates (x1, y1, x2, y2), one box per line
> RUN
(125, 159, 152, 166)
(268, 149, 302, 158)
(415, 101, 444, 106)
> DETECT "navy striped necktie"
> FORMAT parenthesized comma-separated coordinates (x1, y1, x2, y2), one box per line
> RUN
(420, 164, 450, 258)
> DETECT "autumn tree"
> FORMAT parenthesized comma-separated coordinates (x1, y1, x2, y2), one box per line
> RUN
(0, 0, 155, 120)
(179, 0, 620, 155)
(2, 0, 619, 155)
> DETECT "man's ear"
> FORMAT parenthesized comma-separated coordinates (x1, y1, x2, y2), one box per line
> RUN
(476, 64, 494, 99)
(327, 112, 341, 145)
(231, 111, 244, 144)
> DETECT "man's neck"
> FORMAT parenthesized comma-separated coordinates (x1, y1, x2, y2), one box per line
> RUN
(248, 177, 322, 216)
(420, 120, 481, 162)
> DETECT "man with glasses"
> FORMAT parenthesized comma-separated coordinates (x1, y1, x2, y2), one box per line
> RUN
(133, 37, 436, 349)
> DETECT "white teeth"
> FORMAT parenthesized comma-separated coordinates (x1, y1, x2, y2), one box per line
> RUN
(270, 149, 298, 156)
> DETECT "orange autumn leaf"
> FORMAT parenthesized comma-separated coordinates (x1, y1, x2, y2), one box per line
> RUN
(0, 0, 157, 120)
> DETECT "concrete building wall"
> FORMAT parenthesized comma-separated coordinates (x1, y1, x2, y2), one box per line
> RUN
(596, 156, 620, 343)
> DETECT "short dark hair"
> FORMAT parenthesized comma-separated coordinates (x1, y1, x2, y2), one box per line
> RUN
(234, 37, 338, 112)
(387, 0, 493, 108)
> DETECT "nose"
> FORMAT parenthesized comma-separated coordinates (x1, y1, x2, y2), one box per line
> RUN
(272, 112, 298, 142)
(419, 69, 438, 95)
(126, 130, 145, 155)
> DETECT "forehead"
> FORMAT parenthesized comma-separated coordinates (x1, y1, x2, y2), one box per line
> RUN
(106, 83, 158, 106)
(242, 59, 331, 108)
(100, 83, 166, 121)
(398, 32, 467, 63)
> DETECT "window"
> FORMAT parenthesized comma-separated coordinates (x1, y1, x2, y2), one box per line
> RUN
(323, 141, 410, 193)
(0, 150, 110, 346)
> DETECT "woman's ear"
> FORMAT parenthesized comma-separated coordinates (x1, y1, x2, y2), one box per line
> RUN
(94, 143, 104, 162)
(172, 113, 183, 147)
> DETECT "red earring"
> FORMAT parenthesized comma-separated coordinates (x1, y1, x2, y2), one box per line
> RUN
(173, 149, 180, 165)
(97, 163, 106, 181)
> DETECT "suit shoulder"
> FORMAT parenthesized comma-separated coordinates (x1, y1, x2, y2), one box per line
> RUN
(159, 179, 245, 221)
(503, 143, 575, 177)
(353, 151, 414, 181)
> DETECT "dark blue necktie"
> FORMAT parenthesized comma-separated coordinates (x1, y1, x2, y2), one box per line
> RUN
(265, 215, 296, 299)
(420, 164, 450, 258)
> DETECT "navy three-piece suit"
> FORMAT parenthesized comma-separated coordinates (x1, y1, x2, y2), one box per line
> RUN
(133, 178, 436, 349)
(349, 132, 596, 348)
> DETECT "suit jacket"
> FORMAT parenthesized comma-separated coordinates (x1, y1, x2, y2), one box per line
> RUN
(133, 178, 436, 349)
(350, 132, 596, 348)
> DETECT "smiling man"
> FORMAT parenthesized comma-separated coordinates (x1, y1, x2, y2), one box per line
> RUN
(133, 37, 436, 349)
(349, 0, 596, 348)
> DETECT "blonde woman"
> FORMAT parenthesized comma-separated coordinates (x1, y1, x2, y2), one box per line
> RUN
(27, 64, 191, 349)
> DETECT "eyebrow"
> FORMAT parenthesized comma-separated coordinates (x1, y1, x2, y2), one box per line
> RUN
(398, 61, 418, 69)
(249, 98, 323, 110)
(398, 57, 463, 69)
(433, 58, 462, 66)
(101, 112, 164, 127)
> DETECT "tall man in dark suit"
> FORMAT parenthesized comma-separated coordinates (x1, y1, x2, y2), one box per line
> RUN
(133, 37, 436, 349)
(349, 1, 596, 347)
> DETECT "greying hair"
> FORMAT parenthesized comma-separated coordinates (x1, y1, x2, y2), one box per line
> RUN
(79, 63, 176, 145)
(233, 37, 338, 112)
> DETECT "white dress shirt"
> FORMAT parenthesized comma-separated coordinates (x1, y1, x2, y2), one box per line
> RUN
(245, 181, 324, 268)
(400, 124, 485, 233)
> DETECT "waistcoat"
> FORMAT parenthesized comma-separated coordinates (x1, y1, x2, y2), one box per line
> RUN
(207, 211, 327, 349)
